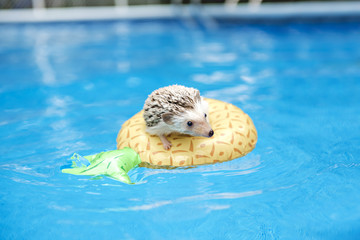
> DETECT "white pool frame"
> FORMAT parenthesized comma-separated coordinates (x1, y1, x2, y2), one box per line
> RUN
(0, 1, 360, 23)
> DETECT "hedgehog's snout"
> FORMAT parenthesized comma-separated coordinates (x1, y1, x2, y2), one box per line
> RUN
(208, 129, 214, 137)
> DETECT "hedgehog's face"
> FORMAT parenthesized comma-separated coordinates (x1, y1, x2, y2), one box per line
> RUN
(162, 100, 214, 138)
(180, 111, 214, 138)
(182, 99, 213, 137)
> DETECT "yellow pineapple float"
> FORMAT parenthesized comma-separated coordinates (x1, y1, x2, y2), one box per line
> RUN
(117, 98, 257, 167)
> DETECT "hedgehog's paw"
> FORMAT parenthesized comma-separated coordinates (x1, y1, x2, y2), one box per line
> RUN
(163, 141, 172, 150)
(159, 135, 172, 150)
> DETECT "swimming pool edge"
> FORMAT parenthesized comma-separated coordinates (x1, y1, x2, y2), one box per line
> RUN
(0, 1, 360, 23)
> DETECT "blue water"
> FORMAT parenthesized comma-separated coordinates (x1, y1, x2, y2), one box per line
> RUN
(1, 18, 360, 239)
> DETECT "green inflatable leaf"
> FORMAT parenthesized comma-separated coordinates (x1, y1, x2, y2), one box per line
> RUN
(62, 147, 141, 184)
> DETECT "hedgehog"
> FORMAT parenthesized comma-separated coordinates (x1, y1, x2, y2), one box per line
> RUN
(143, 85, 214, 150)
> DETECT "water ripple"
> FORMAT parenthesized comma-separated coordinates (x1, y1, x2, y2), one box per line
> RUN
(100, 190, 262, 212)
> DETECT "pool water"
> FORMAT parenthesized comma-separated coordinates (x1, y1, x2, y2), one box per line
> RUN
(1, 19, 360, 239)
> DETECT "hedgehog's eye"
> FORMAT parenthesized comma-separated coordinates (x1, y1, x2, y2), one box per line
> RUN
(204, 113, 207, 118)
(187, 121, 193, 127)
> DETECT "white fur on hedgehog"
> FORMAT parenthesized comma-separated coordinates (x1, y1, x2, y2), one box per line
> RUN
(143, 85, 210, 137)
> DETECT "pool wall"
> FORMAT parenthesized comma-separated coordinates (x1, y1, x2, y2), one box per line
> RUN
(0, 1, 360, 23)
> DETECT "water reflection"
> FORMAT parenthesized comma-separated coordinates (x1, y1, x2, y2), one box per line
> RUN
(45, 96, 73, 117)
(99, 189, 262, 212)
(204, 85, 251, 102)
(132, 155, 261, 183)
(34, 32, 56, 85)
(192, 71, 233, 84)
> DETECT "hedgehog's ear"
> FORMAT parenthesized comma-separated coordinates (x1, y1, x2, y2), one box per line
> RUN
(162, 113, 174, 125)
(195, 90, 201, 102)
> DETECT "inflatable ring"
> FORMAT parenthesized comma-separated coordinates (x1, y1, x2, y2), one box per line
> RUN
(116, 98, 257, 167)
